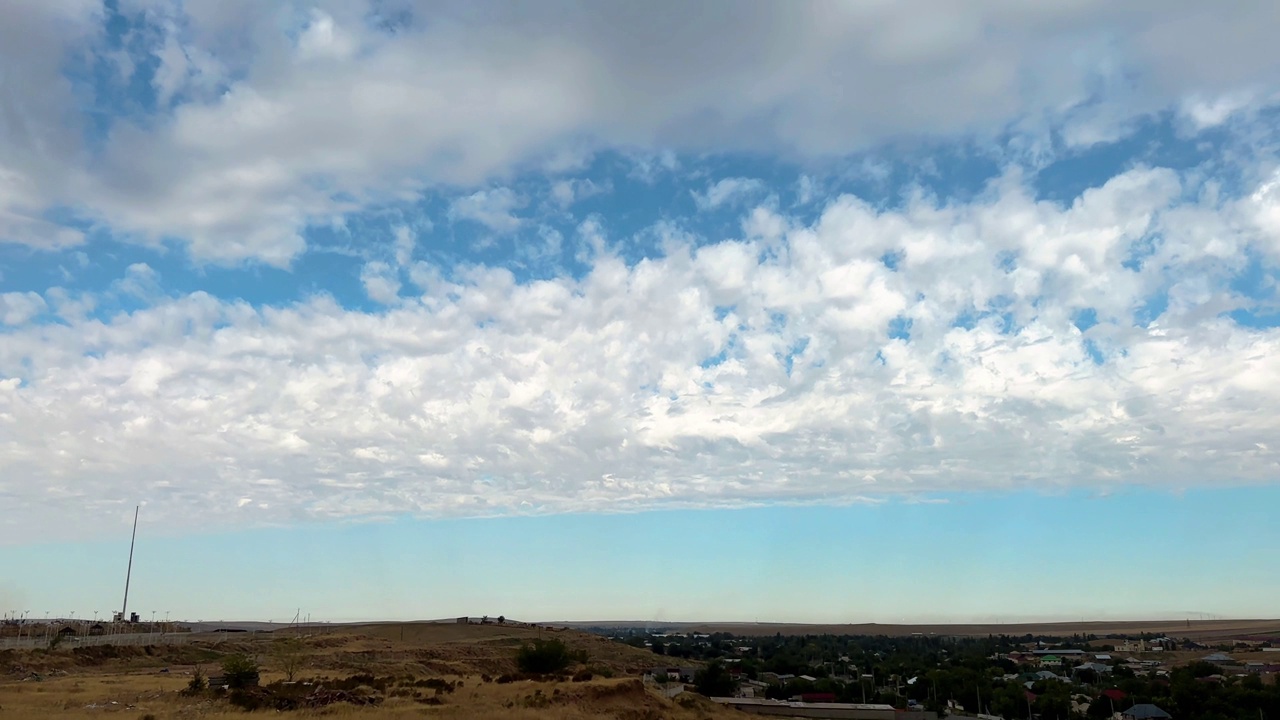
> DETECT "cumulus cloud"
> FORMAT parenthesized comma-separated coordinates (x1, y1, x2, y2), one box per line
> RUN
(448, 188, 525, 234)
(3, 167, 1279, 542)
(695, 178, 768, 210)
(360, 261, 402, 305)
(5, 1, 1280, 262)
(0, 292, 47, 325)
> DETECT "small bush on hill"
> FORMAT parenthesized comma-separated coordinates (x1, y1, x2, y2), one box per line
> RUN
(220, 654, 260, 690)
(182, 666, 207, 696)
(516, 638, 585, 674)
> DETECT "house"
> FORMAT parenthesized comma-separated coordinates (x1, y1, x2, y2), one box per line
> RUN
(1073, 662, 1111, 677)
(1123, 703, 1171, 720)
(1101, 689, 1127, 702)
(798, 675, 817, 682)
(1039, 655, 1062, 666)
(1094, 654, 1113, 661)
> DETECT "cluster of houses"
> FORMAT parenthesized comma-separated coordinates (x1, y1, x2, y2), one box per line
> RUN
(1001, 647, 1280, 681)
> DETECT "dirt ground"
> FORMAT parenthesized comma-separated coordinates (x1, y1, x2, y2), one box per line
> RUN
(0, 623, 734, 720)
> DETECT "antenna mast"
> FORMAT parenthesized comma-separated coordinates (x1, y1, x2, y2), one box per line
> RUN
(121, 505, 139, 621)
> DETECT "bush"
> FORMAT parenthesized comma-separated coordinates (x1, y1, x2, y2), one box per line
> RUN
(516, 638, 584, 674)
(182, 666, 207, 696)
(220, 654, 260, 689)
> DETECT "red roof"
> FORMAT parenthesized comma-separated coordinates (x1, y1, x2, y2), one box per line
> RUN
(1102, 689, 1128, 701)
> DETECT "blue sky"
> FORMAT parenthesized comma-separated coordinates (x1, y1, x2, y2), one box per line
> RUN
(2, 1, 1280, 622)
(4, 487, 1278, 623)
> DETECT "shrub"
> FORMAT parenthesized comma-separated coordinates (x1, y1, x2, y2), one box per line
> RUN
(516, 638, 583, 674)
(182, 666, 207, 696)
(572, 670, 594, 682)
(220, 654, 260, 689)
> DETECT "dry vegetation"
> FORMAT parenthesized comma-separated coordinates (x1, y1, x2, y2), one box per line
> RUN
(0, 623, 738, 719)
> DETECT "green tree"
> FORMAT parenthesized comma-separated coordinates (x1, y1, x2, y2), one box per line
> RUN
(516, 638, 581, 674)
(694, 661, 737, 698)
(220, 654, 260, 689)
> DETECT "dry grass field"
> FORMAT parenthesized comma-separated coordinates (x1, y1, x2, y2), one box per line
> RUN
(0, 622, 737, 720)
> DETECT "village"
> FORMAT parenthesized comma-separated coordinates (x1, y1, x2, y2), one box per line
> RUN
(620, 628, 1280, 719)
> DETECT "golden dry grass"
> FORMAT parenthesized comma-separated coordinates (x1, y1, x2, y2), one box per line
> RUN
(0, 671, 735, 719)
(0, 623, 725, 719)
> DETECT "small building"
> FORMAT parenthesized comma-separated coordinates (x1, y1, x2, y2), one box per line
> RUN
(1202, 653, 1236, 665)
(1122, 703, 1171, 720)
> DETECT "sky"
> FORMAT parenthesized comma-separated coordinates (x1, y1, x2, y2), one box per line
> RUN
(2, 0, 1280, 623)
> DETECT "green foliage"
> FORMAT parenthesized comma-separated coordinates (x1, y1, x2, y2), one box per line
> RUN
(515, 638, 584, 674)
(220, 653, 260, 689)
(694, 661, 738, 698)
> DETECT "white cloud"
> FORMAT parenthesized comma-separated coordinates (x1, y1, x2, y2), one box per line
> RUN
(448, 188, 524, 233)
(1179, 91, 1260, 131)
(392, 225, 417, 267)
(549, 178, 607, 209)
(360, 261, 402, 304)
(0, 292, 47, 325)
(3, 166, 1280, 541)
(695, 177, 768, 210)
(2, 2, 1280, 262)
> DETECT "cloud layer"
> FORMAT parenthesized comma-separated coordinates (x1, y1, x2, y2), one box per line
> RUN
(3, 1, 1280, 263)
(4, 162, 1280, 541)
(3, 1, 1280, 542)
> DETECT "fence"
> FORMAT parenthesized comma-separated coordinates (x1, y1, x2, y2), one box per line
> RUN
(0, 631, 219, 650)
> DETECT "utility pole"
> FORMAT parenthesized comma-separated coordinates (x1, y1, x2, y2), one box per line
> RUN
(121, 505, 140, 622)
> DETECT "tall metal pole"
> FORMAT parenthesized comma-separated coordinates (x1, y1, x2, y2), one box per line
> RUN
(121, 505, 139, 621)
